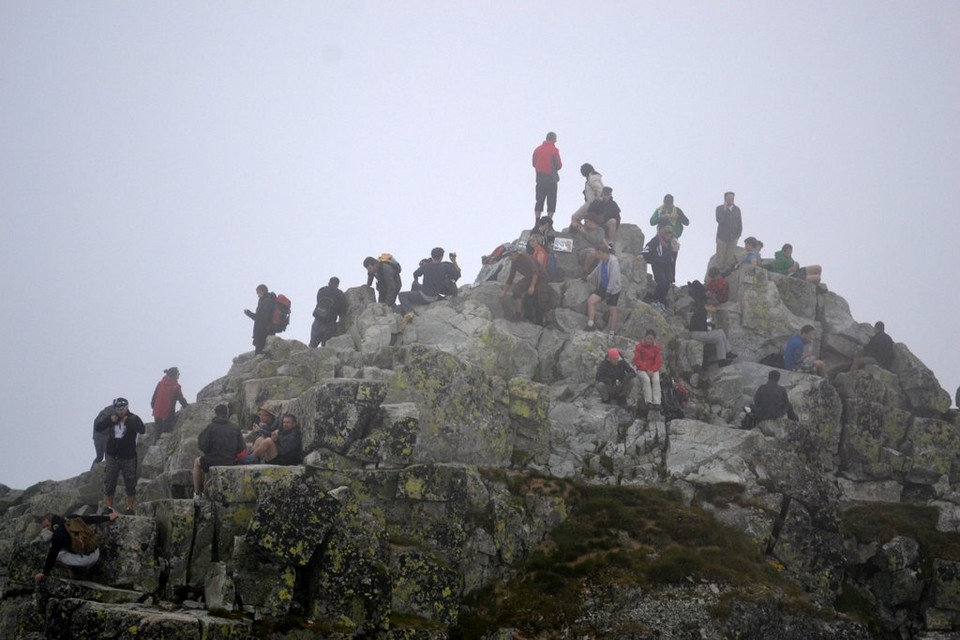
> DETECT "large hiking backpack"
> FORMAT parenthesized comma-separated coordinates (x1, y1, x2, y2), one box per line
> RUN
(65, 518, 99, 554)
(271, 294, 292, 333)
(378, 253, 402, 289)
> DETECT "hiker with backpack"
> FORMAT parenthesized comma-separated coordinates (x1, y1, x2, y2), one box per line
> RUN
(244, 284, 277, 355)
(309, 277, 347, 348)
(34, 511, 119, 582)
(93, 397, 146, 515)
(398, 248, 461, 318)
(363, 254, 402, 309)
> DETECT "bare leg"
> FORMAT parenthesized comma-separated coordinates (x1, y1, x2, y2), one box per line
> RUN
(126, 495, 135, 511)
(605, 219, 618, 245)
(608, 306, 619, 333)
(193, 457, 204, 495)
(587, 294, 599, 325)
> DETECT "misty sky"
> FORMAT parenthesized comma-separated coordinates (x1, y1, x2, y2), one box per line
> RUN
(1, 2, 958, 490)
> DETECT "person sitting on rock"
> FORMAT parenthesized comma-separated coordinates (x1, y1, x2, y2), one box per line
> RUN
(595, 348, 636, 406)
(398, 247, 461, 318)
(569, 163, 604, 230)
(193, 404, 244, 501)
(573, 215, 607, 275)
(499, 247, 555, 327)
(527, 233, 549, 272)
(34, 511, 119, 582)
(784, 325, 825, 376)
(850, 321, 895, 372)
(772, 243, 822, 284)
(705, 267, 730, 304)
(752, 370, 799, 422)
(531, 215, 556, 252)
(585, 246, 621, 335)
(740, 236, 763, 268)
(633, 329, 663, 411)
(249, 413, 303, 466)
(686, 281, 737, 367)
(586, 186, 621, 248)
(642, 224, 677, 314)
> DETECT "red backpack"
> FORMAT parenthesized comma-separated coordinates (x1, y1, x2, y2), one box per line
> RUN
(271, 294, 291, 333)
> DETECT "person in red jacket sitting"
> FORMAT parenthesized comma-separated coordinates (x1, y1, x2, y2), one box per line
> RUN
(633, 329, 664, 410)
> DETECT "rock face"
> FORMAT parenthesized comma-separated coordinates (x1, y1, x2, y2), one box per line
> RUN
(1, 223, 957, 638)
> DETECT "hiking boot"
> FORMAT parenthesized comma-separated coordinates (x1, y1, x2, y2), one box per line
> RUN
(585, 324, 597, 332)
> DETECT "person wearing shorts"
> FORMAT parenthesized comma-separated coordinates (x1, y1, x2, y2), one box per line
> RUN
(585, 245, 622, 335)
(93, 397, 145, 515)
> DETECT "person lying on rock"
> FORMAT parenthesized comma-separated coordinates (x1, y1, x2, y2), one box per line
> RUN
(596, 348, 636, 407)
(771, 243, 822, 284)
(34, 511, 118, 582)
(248, 413, 303, 466)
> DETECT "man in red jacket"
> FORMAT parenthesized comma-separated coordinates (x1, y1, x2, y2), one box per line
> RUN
(633, 330, 664, 410)
(532, 131, 562, 223)
(151, 367, 189, 434)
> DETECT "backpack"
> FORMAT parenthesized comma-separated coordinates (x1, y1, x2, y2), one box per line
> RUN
(65, 518, 99, 554)
(377, 254, 402, 289)
(271, 294, 292, 333)
(660, 377, 685, 421)
(313, 294, 336, 322)
(760, 352, 785, 369)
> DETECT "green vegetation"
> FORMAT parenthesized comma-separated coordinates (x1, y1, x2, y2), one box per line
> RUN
(841, 503, 960, 562)
(452, 479, 799, 639)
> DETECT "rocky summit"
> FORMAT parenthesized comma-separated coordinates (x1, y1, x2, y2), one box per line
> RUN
(1, 223, 958, 639)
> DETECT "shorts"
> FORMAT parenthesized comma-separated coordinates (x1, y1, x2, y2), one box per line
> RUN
(593, 288, 620, 306)
(797, 354, 818, 374)
(104, 455, 138, 497)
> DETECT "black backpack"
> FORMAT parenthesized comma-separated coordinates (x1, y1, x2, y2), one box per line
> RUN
(760, 353, 785, 369)
(660, 377, 685, 420)
(313, 294, 336, 322)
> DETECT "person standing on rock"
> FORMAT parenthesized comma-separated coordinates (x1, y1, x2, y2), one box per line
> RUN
(633, 330, 663, 410)
(93, 398, 145, 515)
(150, 367, 189, 434)
(309, 277, 348, 348)
(595, 348, 636, 406)
(642, 225, 677, 313)
(193, 404, 244, 500)
(784, 325, 825, 377)
(714, 191, 742, 272)
(499, 247, 555, 327)
(752, 370, 799, 422)
(244, 284, 277, 355)
(585, 245, 622, 335)
(34, 511, 119, 582)
(532, 131, 562, 222)
(650, 194, 689, 245)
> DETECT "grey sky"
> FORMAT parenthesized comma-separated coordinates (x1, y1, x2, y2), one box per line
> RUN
(2, 2, 958, 489)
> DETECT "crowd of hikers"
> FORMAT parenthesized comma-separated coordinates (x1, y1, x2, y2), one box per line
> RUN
(49, 130, 899, 583)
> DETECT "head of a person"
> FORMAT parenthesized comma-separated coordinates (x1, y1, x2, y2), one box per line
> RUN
(431, 247, 444, 261)
(255, 284, 268, 298)
(363, 257, 377, 273)
(528, 233, 543, 247)
(606, 348, 620, 364)
(781, 243, 793, 256)
(658, 225, 675, 240)
(874, 321, 885, 333)
(800, 325, 816, 343)
(257, 406, 275, 424)
(768, 370, 781, 383)
(707, 266, 721, 279)
(328, 277, 340, 288)
(580, 163, 595, 177)
(164, 367, 180, 379)
(214, 404, 229, 419)
(688, 280, 707, 303)
(281, 413, 298, 430)
(536, 216, 553, 231)
(113, 397, 129, 417)
(724, 191, 735, 205)
(601, 186, 613, 200)
(643, 329, 656, 345)
(663, 194, 674, 207)
(40, 513, 59, 530)
(545, 131, 557, 143)
(744, 237, 758, 251)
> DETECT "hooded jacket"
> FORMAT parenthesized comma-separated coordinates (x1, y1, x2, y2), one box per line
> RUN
(151, 375, 187, 420)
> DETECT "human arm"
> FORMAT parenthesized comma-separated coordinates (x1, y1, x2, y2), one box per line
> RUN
(652, 347, 663, 373)
(176, 388, 189, 408)
(244, 309, 256, 320)
(677, 208, 690, 227)
(198, 426, 211, 455)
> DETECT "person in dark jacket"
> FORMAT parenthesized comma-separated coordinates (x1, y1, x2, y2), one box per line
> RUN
(753, 370, 799, 422)
(595, 348, 636, 406)
(687, 281, 737, 366)
(150, 367, 189, 434)
(94, 397, 146, 515)
(850, 321, 895, 371)
(310, 277, 348, 348)
(363, 256, 402, 308)
(34, 511, 119, 582)
(642, 225, 677, 312)
(249, 413, 303, 466)
(398, 248, 461, 316)
(192, 404, 244, 500)
(244, 284, 277, 354)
